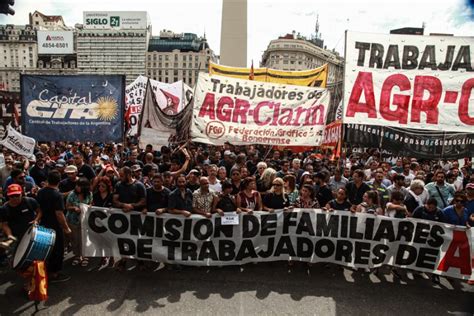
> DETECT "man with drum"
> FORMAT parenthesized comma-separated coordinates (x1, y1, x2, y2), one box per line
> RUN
(0, 184, 42, 292)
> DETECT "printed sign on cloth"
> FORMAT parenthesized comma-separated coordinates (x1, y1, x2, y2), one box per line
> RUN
(0, 124, 36, 159)
(81, 206, 473, 280)
(320, 120, 342, 149)
(343, 31, 474, 133)
(191, 74, 330, 146)
(21, 75, 125, 142)
(344, 123, 474, 159)
(125, 76, 192, 136)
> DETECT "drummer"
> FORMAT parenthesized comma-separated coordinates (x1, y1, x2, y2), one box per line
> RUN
(0, 184, 42, 248)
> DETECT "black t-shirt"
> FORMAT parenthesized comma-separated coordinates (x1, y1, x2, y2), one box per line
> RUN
(216, 195, 237, 213)
(316, 185, 333, 208)
(59, 178, 77, 193)
(187, 182, 200, 192)
(263, 192, 290, 209)
(92, 192, 113, 208)
(0, 197, 38, 239)
(77, 164, 96, 181)
(345, 182, 370, 205)
(146, 187, 170, 212)
(114, 180, 146, 211)
(37, 187, 65, 230)
(30, 165, 50, 186)
(328, 199, 352, 211)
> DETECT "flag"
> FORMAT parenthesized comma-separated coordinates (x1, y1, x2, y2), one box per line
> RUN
(249, 60, 255, 80)
(124, 105, 132, 134)
(28, 261, 48, 302)
(159, 89, 180, 115)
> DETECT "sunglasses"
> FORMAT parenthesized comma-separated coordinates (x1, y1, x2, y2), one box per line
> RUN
(272, 183, 282, 187)
(454, 199, 464, 203)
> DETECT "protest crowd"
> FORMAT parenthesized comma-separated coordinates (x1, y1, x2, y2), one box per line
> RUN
(1, 140, 473, 287)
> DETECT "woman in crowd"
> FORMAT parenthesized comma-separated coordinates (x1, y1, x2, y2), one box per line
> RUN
(293, 184, 319, 208)
(442, 192, 470, 226)
(66, 177, 93, 267)
(213, 181, 240, 215)
(385, 191, 408, 218)
(283, 174, 299, 205)
(262, 177, 290, 212)
(257, 167, 276, 194)
(236, 177, 262, 213)
(325, 188, 352, 211)
(92, 176, 113, 208)
(356, 190, 383, 215)
(404, 179, 428, 214)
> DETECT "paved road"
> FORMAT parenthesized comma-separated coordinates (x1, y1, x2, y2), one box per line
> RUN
(1, 258, 473, 315)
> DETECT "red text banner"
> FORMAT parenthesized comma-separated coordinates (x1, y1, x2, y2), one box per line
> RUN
(343, 31, 474, 133)
(191, 74, 330, 146)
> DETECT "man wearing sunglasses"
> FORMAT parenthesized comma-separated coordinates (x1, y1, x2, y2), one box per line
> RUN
(441, 192, 470, 226)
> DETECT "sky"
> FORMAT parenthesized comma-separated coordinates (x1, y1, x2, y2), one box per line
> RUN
(1, 0, 474, 67)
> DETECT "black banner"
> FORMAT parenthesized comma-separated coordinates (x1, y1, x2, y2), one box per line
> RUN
(344, 124, 474, 159)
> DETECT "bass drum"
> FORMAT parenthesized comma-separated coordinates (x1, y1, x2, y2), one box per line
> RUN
(12, 225, 56, 271)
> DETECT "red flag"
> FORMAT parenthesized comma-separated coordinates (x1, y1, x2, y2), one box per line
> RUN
(28, 261, 48, 302)
(249, 60, 255, 80)
(160, 89, 180, 115)
(124, 105, 132, 132)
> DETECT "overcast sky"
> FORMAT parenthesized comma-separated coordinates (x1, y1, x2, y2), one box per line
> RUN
(1, 0, 473, 67)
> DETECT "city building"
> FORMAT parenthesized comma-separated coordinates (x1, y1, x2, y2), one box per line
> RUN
(146, 30, 218, 86)
(260, 31, 344, 88)
(29, 10, 68, 30)
(220, 0, 247, 67)
(76, 11, 151, 84)
(0, 24, 37, 92)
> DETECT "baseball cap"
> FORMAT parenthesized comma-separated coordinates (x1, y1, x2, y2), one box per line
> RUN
(131, 164, 142, 172)
(7, 184, 22, 196)
(64, 165, 78, 173)
(188, 169, 200, 176)
(224, 150, 232, 156)
(55, 159, 66, 168)
(466, 183, 474, 190)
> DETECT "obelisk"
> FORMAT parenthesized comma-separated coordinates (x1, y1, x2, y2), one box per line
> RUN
(220, 0, 247, 67)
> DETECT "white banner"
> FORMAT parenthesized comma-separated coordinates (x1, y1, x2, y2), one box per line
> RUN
(343, 31, 474, 133)
(81, 206, 473, 280)
(0, 124, 36, 159)
(125, 76, 191, 136)
(191, 74, 330, 146)
(37, 31, 74, 55)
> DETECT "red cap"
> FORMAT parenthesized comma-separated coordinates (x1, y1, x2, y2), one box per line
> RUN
(7, 184, 22, 196)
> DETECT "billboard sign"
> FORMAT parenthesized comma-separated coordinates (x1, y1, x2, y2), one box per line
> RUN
(83, 11, 149, 30)
(37, 31, 74, 54)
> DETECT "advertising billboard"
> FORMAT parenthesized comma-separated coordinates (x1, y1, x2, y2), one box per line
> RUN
(37, 30, 74, 54)
(83, 11, 149, 30)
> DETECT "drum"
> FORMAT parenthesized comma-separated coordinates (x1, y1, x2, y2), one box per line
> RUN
(12, 225, 56, 270)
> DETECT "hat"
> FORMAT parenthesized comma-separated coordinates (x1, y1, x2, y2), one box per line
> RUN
(100, 155, 110, 161)
(188, 169, 200, 176)
(64, 165, 78, 173)
(224, 150, 232, 156)
(55, 159, 66, 168)
(466, 183, 474, 190)
(7, 184, 22, 196)
(131, 164, 142, 172)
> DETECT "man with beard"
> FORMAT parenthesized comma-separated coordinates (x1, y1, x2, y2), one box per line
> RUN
(73, 152, 95, 181)
(425, 170, 455, 210)
(192, 177, 216, 218)
(186, 169, 201, 192)
(59, 165, 79, 197)
(144, 174, 170, 215)
(168, 174, 193, 217)
(29, 152, 50, 188)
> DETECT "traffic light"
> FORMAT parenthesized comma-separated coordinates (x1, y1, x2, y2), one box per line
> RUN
(0, 0, 15, 16)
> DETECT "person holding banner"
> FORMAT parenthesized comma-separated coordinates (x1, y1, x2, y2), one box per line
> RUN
(144, 174, 170, 215)
(345, 170, 370, 206)
(355, 191, 383, 215)
(66, 178, 93, 267)
(192, 177, 217, 218)
(212, 181, 240, 215)
(325, 188, 352, 212)
(293, 184, 319, 209)
(168, 174, 193, 217)
(441, 192, 470, 226)
(262, 178, 290, 212)
(236, 177, 261, 213)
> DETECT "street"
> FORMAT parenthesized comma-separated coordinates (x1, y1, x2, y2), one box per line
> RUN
(1, 258, 473, 315)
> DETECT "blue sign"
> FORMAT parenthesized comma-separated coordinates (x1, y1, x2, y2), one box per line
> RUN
(21, 75, 125, 142)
